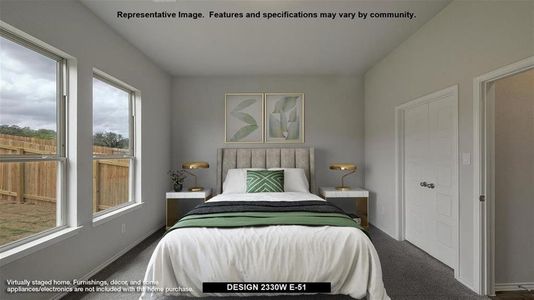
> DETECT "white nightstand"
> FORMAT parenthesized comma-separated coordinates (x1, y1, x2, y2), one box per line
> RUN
(319, 187, 369, 229)
(165, 189, 211, 229)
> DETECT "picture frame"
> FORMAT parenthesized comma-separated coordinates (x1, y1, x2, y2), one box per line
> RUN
(224, 93, 264, 143)
(264, 93, 304, 143)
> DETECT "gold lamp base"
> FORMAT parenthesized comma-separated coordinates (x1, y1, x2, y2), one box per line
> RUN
(330, 163, 357, 193)
(182, 162, 209, 193)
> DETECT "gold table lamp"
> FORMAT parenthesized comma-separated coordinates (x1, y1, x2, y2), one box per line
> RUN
(330, 163, 357, 191)
(182, 161, 209, 192)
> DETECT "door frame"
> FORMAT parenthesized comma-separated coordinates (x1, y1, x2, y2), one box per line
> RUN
(472, 56, 534, 296)
(395, 85, 459, 275)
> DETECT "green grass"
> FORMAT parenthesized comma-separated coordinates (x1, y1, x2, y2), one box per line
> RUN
(0, 200, 55, 246)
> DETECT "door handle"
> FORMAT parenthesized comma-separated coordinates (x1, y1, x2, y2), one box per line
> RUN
(428, 183, 435, 189)
(420, 181, 428, 187)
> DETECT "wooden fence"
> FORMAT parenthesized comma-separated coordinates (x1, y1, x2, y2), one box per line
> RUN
(92, 159, 129, 212)
(0, 134, 129, 212)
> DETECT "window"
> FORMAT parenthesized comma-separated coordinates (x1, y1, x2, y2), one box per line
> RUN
(0, 30, 67, 249)
(92, 73, 135, 215)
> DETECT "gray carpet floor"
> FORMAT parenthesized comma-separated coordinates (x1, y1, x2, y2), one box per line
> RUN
(63, 226, 488, 300)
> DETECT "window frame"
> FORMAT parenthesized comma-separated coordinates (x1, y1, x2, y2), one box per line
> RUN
(92, 71, 137, 218)
(0, 28, 69, 252)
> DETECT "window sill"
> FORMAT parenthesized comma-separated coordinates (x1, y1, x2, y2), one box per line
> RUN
(0, 226, 82, 267)
(92, 202, 144, 227)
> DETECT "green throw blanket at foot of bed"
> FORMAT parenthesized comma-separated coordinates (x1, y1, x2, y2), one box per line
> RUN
(169, 211, 364, 231)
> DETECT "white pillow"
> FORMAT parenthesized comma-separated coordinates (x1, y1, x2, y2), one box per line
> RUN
(223, 168, 264, 194)
(268, 168, 309, 193)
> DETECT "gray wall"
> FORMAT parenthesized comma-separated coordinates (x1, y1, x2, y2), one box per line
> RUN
(494, 69, 534, 285)
(172, 76, 364, 212)
(363, 0, 533, 290)
(0, 1, 171, 299)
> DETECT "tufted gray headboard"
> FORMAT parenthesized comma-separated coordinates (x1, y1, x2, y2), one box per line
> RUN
(216, 148, 316, 194)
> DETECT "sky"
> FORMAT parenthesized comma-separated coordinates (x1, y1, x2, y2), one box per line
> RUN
(0, 35, 129, 137)
(93, 77, 129, 137)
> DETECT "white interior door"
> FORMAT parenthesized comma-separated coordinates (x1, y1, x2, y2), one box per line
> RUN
(404, 88, 458, 268)
(405, 104, 432, 252)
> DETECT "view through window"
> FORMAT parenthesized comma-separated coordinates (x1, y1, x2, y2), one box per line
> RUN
(0, 33, 65, 248)
(92, 76, 134, 214)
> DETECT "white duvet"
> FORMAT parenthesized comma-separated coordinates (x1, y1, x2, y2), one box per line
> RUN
(141, 192, 389, 300)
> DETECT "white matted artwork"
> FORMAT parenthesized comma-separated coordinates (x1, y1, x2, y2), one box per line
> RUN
(225, 93, 264, 143)
(265, 93, 304, 143)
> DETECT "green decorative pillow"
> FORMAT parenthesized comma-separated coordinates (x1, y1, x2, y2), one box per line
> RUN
(246, 170, 284, 193)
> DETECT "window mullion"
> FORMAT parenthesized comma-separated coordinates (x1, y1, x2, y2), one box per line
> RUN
(129, 156, 135, 203)
(0, 156, 64, 163)
(93, 155, 133, 160)
(58, 59, 67, 158)
(129, 92, 135, 157)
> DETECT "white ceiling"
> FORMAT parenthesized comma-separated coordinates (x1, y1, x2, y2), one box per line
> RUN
(81, 0, 450, 76)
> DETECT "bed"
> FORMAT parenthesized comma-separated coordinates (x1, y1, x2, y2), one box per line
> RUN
(141, 148, 389, 300)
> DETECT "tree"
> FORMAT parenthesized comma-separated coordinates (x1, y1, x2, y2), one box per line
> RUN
(93, 131, 129, 148)
(0, 125, 55, 139)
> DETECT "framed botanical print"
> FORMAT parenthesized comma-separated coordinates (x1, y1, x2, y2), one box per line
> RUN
(225, 93, 264, 143)
(265, 93, 304, 143)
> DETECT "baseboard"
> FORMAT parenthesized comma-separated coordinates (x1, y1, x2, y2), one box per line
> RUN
(456, 274, 478, 294)
(49, 224, 164, 300)
(368, 221, 399, 241)
(495, 282, 534, 292)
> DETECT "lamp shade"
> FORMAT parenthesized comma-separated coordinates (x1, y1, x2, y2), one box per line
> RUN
(182, 161, 209, 169)
(329, 163, 356, 171)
